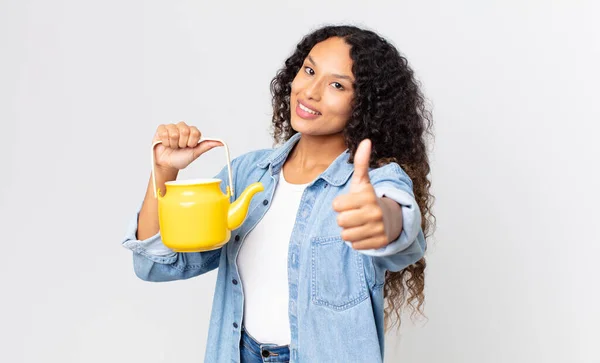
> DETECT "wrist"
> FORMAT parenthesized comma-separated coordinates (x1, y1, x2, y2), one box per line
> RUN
(379, 197, 402, 243)
(154, 165, 179, 181)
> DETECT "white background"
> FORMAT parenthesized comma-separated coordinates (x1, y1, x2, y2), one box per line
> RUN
(1, 0, 598, 362)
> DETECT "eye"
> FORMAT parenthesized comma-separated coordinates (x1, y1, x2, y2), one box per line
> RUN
(304, 66, 315, 76)
(331, 82, 344, 90)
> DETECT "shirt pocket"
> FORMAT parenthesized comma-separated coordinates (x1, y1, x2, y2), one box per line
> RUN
(310, 236, 369, 311)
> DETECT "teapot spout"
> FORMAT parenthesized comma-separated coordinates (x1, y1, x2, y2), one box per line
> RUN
(227, 182, 265, 230)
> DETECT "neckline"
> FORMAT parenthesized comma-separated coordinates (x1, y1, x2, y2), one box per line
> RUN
(279, 170, 310, 191)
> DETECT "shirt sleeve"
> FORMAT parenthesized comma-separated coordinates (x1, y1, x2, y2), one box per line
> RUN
(121, 201, 177, 264)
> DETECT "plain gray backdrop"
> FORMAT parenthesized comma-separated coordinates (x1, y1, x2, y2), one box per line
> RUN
(1, 0, 598, 362)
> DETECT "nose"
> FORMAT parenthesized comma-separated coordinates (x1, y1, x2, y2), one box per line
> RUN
(303, 78, 322, 102)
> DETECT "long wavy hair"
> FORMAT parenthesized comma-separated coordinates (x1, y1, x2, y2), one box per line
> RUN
(270, 25, 435, 330)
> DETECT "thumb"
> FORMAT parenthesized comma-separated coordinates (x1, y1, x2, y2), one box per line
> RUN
(192, 140, 223, 159)
(351, 139, 372, 189)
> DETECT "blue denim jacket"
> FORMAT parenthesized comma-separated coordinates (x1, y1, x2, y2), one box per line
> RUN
(122, 133, 426, 362)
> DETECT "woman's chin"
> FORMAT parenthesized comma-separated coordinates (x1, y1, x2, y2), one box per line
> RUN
(290, 117, 308, 133)
(292, 120, 340, 138)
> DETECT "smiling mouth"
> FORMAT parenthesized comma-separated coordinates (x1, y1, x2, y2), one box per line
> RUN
(298, 102, 321, 115)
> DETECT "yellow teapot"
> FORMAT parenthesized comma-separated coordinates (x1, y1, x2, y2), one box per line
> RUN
(151, 138, 264, 252)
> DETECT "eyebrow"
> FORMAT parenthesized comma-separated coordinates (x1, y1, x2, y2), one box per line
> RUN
(307, 55, 354, 81)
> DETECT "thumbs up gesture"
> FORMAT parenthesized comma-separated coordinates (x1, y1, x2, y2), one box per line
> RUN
(333, 139, 400, 250)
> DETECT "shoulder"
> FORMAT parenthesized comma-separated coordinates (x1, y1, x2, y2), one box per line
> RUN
(231, 148, 274, 171)
(231, 148, 273, 169)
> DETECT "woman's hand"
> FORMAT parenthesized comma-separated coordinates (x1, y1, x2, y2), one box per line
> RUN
(153, 121, 223, 172)
(332, 139, 402, 250)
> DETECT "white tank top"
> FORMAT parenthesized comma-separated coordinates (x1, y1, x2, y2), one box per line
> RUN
(237, 169, 309, 345)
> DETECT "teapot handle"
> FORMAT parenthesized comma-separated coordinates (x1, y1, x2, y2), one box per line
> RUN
(150, 137, 234, 200)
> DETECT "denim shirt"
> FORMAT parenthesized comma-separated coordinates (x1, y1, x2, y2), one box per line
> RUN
(122, 133, 426, 363)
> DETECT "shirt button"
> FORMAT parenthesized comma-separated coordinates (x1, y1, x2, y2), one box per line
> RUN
(262, 199, 269, 206)
(234, 235, 240, 242)
(261, 350, 270, 358)
(233, 322, 238, 328)
(232, 279, 238, 285)
(324, 183, 328, 188)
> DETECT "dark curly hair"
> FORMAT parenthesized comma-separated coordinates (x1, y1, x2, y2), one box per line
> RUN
(270, 25, 435, 330)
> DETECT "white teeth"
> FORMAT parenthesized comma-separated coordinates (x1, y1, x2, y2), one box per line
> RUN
(299, 103, 320, 115)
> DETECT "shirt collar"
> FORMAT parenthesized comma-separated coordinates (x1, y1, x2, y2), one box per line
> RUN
(257, 133, 355, 187)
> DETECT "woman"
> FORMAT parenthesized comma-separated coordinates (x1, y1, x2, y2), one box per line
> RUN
(123, 24, 434, 363)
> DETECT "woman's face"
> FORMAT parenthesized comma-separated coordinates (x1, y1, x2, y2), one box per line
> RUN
(290, 37, 355, 137)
